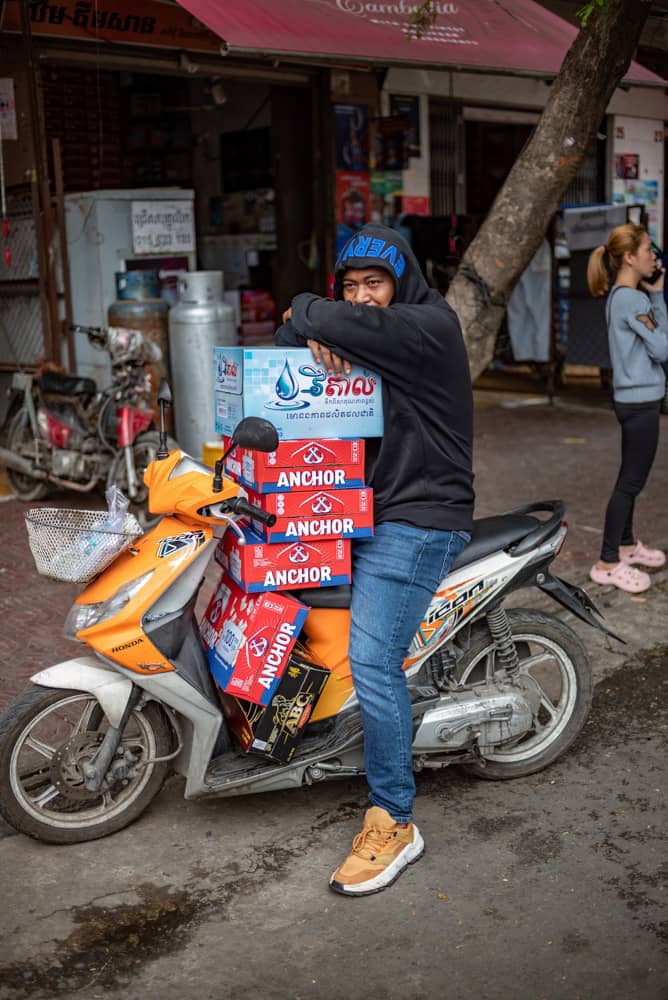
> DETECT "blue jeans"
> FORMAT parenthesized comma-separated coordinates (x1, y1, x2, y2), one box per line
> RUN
(349, 522, 471, 823)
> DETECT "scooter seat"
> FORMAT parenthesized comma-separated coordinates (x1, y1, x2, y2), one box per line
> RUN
(38, 371, 97, 397)
(291, 584, 352, 609)
(290, 513, 540, 609)
(451, 513, 539, 569)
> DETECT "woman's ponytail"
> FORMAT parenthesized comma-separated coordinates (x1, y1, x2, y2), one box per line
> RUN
(587, 245, 609, 297)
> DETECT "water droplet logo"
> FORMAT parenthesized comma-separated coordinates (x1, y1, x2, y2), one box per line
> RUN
(276, 360, 298, 400)
(265, 359, 309, 411)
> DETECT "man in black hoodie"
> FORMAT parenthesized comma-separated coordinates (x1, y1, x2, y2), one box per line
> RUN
(276, 223, 474, 896)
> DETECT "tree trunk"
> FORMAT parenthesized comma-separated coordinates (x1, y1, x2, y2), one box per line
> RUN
(445, 0, 653, 379)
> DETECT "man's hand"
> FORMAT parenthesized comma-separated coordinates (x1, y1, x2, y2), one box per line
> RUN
(307, 339, 352, 376)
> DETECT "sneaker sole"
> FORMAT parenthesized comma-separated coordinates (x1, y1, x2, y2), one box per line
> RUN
(328, 827, 425, 897)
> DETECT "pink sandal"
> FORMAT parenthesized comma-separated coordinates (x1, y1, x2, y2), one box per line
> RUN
(620, 541, 666, 569)
(589, 562, 651, 594)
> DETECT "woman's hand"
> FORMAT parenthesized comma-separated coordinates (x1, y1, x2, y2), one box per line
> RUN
(641, 265, 665, 294)
(306, 339, 352, 376)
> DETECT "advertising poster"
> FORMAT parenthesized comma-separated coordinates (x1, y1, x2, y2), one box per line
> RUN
(335, 171, 370, 256)
(334, 103, 369, 171)
(370, 170, 402, 226)
(613, 179, 660, 241)
(614, 154, 639, 179)
(389, 95, 421, 157)
(374, 117, 410, 170)
(402, 195, 431, 217)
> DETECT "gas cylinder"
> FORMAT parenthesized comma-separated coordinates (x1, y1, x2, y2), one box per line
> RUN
(168, 271, 237, 459)
(108, 270, 170, 420)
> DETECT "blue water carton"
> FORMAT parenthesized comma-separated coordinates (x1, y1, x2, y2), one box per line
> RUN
(213, 347, 383, 441)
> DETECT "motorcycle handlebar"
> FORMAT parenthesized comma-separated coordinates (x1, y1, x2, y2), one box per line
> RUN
(71, 325, 107, 348)
(228, 497, 277, 527)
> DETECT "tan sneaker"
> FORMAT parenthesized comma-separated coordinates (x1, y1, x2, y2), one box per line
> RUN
(329, 806, 424, 896)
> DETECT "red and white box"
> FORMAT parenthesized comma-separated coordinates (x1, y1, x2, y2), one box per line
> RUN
(223, 437, 365, 493)
(199, 571, 308, 706)
(217, 526, 352, 593)
(244, 486, 374, 543)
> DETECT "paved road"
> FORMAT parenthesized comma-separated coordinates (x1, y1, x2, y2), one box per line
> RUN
(1, 391, 667, 999)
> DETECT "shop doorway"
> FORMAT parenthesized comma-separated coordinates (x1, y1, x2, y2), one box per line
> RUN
(465, 120, 533, 217)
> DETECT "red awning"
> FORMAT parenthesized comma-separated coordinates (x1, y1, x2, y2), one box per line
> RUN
(175, 0, 662, 85)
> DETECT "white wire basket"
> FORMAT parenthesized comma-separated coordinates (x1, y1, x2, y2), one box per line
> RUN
(25, 508, 143, 584)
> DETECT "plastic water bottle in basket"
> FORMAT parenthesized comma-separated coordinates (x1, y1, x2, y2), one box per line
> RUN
(25, 485, 143, 583)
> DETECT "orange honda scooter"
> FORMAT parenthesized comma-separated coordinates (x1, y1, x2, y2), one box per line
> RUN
(0, 381, 611, 844)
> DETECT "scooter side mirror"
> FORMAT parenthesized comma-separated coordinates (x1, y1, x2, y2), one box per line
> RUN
(157, 379, 172, 406)
(211, 418, 279, 493)
(231, 417, 279, 454)
(156, 379, 172, 460)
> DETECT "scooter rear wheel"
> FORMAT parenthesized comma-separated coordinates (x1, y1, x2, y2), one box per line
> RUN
(5, 411, 50, 501)
(0, 685, 172, 844)
(453, 609, 592, 779)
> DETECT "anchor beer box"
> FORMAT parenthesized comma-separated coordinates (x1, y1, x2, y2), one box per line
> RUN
(243, 486, 374, 543)
(223, 436, 365, 494)
(213, 347, 383, 440)
(199, 572, 308, 706)
(217, 526, 352, 593)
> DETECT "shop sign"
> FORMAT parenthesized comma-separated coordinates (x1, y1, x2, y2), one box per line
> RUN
(0, 0, 223, 52)
(561, 204, 626, 252)
(131, 201, 195, 256)
(0, 79, 17, 141)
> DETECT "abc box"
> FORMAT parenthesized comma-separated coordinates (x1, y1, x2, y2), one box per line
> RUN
(220, 653, 331, 763)
(223, 436, 365, 493)
(217, 525, 352, 593)
(199, 571, 308, 706)
(213, 346, 383, 441)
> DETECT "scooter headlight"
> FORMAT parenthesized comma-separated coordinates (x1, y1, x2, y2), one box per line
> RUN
(63, 571, 154, 640)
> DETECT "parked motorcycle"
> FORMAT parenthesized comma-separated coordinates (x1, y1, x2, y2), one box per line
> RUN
(0, 385, 620, 844)
(0, 325, 172, 526)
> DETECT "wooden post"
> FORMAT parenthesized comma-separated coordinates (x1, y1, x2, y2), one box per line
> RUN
(52, 138, 75, 369)
(19, 0, 60, 364)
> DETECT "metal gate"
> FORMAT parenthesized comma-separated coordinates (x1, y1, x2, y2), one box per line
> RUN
(0, 186, 45, 371)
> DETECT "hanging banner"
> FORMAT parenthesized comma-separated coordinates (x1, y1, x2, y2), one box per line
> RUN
(0, 0, 224, 52)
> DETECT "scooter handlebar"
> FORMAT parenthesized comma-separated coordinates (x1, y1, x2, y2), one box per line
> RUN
(228, 497, 277, 527)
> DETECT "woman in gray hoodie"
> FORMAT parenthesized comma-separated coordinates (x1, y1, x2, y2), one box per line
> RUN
(587, 223, 668, 593)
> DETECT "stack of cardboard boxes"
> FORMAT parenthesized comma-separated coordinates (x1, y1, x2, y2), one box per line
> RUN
(200, 346, 383, 762)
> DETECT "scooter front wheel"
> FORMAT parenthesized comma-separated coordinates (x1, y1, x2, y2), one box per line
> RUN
(0, 685, 172, 844)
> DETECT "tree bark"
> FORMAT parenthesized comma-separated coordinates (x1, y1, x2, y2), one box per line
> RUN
(445, 0, 654, 379)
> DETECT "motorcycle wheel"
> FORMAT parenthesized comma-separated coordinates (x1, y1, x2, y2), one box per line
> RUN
(5, 410, 50, 501)
(0, 685, 172, 844)
(106, 430, 176, 530)
(453, 609, 592, 779)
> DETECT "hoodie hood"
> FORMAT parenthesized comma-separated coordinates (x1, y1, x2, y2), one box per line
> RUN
(334, 223, 432, 305)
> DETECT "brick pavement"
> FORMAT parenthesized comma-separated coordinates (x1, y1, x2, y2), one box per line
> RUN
(1, 386, 666, 711)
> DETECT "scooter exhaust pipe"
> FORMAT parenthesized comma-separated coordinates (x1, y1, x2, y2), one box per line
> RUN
(0, 446, 47, 479)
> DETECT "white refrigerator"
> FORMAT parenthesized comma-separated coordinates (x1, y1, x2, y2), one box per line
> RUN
(64, 188, 196, 385)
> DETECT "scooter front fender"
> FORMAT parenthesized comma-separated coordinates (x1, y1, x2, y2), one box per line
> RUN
(31, 657, 134, 728)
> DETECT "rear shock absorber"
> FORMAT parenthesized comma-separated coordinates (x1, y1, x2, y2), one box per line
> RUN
(485, 607, 520, 674)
